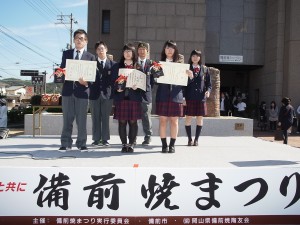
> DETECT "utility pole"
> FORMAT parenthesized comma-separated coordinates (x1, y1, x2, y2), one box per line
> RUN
(56, 13, 78, 49)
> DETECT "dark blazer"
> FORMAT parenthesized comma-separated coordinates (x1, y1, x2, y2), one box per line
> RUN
(136, 59, 154, 104)
(89, 59, 117, 100)
(184, 65, 212, 101)
(112, 63, 143, 102)
(155, 60, 184, 103)
(60, 49, 96, 99)
(278, 104, 295, 130)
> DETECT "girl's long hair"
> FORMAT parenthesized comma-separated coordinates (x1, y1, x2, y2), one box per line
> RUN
(188, 49, 202, 65)
(160, 40, 179, 62)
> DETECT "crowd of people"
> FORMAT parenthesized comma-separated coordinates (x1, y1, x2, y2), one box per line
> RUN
(58, 29, 212, 153)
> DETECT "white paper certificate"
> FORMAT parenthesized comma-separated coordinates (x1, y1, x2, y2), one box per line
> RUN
(65, 59, 97, 82)
(157, 61, 189, 86)
(118, 68, 146, 91)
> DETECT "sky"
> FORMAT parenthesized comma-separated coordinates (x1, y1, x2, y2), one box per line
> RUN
(0, 0, 88, 83)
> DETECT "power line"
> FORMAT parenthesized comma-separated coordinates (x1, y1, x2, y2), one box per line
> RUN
(43, 0, 62, 15)
(24, 0, 55, 23)
(0, 26, 56, 63)
(0, 25, 58, 60)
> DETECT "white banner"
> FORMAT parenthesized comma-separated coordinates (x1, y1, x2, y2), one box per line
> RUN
(0, 167, 300, 224)
(157, 62, 189, 86)
(118, 68, 146, 91)
(65, 59, 97, 82)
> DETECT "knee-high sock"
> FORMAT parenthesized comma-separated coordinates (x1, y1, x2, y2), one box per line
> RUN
(195, 125, 202, 141)
(185, 125, 192, 141)
(118, 120, 127, 144)
(161, 138, 167, 148)
(129, 120, 138, 145)
(169, 138, 176, 147)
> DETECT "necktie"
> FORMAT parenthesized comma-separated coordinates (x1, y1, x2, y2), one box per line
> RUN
(75, 50, 80, 60)
(100, 61, 104, 68)
(140, 60, 144, 71)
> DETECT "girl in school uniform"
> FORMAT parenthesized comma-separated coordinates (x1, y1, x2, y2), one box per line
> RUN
(113, 43, 143, 153)
(155, 40, 193, 153)
(184, 50, 212, 146)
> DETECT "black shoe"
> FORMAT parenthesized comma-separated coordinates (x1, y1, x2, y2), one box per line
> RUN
(127, 145, 134, 153)
(142, 139, 151, 145)
(80, 146, 88, 151)
(121, 144, 128, 153)
(59, 146, 72, 151)
(92, 140, 102, 146)
(168, 146, 175, 153)
(162, 146, 168, 153)
(102, 140, 110, 146)
(193, 140, 198, 146)
(188, 140, 193, 146)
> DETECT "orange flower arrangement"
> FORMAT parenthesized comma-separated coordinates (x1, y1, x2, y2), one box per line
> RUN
(115, 74, 127, 84)
(53, 68, 66, 77)
(41, 94, 51, 102)
(150, 61, 164, 78)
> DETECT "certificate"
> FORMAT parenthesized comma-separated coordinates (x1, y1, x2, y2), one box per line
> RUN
(157, 61, 190, 86)
(65, 59, 97, 82)
(118, 68, 146, 91)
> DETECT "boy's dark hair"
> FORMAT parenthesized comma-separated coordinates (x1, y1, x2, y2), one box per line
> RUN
(281, 97, 291, 105)
(95, 41, 108, 50)
(73, 29, 88, 39)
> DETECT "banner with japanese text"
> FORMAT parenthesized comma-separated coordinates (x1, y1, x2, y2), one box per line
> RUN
(0, 167, 299, 225)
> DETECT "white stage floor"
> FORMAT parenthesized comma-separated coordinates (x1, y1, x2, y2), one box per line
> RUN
(0, 135, 299, 168)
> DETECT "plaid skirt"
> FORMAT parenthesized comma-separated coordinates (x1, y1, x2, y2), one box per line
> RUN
(113, 100, 142, 120)
(156, 101, 184, 117)
(185, 100, 207, 116)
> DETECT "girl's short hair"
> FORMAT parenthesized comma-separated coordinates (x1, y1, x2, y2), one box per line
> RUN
(119, 43, 136, 65)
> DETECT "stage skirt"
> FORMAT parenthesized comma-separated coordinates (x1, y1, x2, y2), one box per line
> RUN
(185, 100, 207, 116)
(156, 101, 184, 117)
(113, 100, 142, 120)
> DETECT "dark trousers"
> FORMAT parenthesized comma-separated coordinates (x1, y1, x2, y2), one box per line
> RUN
(283, 129, 288, 144)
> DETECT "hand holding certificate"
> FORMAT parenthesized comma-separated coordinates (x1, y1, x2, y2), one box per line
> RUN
(65, 59, 97, 82)
(157, 62, 190, 86)
(118, 68, 146, 91)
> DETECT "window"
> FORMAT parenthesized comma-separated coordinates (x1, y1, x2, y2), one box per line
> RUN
(102, 10, 110, 34)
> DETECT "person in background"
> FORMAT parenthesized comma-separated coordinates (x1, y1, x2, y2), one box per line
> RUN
(268, 100, 278, 131)
(184, 49, 212, 146)
(113, 43, 143, 153)
(89, 41, 116, 147)
(155, 40, 193, 153)
(297, 104, 300, 134)
(220, 92, 230, 116)
(0, 98, 8, 128)
(136, 42, 154, 145)
(259, 101, 267, 131)
(234, 97, 247, 117)
(278, 97, 295, 144)
(59, 29, 96, 151)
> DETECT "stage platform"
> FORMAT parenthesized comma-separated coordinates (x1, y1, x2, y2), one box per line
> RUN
(1, 135, 300, 225)
(0, 134, 299, 168)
